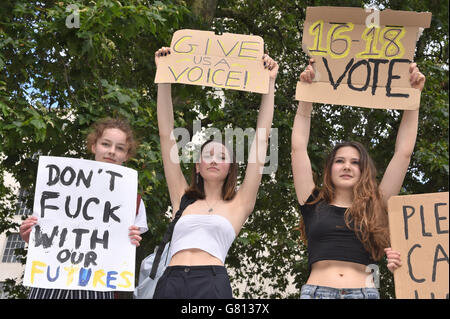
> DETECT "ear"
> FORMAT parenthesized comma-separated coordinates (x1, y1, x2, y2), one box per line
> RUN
(91, 143, 96, 155)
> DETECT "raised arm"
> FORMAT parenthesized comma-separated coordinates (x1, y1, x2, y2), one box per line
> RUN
(234, 55, 278, 218)
(155, 47, 189, 213)
(379, 62, 426, 205)
(291, 59, 316, 205)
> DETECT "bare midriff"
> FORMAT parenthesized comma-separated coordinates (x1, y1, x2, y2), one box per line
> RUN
(169, 248, 224, 266)
(306, 260, 376, 288)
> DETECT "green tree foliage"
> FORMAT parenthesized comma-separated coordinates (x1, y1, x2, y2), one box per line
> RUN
(0, 0, 193, 298)
(0, 0, 447, 298)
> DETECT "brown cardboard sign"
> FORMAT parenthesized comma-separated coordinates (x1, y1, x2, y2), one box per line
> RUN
(388, 192, 449, 299)
(155, 29, 269, 94)
(296, 7, 431, 110)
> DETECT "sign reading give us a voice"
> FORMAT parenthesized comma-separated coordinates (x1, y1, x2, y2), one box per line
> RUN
(155, 29, 269, 94)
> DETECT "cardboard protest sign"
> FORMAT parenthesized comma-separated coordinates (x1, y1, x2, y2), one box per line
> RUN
(155, 29, 269, 94)
(296, 7, 431, 110)
(388, 192, 449, 299)
(24, 156, 138, 292)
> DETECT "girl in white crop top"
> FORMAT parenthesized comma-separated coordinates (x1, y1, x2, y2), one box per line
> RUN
(154, 46, 279, 298)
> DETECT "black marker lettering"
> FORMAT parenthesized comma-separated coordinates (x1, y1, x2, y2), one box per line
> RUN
(407, 244, 425, 283)
(60, 166, 76, 186)
(322, 57, 354, 90)
(402, 205, 415, 240)
(103, 201, 121, 223)
(76, 169, 93, 188)
(434, 202, 449, 234)
(105, 170, 123, 191)
(90, 230, 109, 250)
(46, 164, 60, 186)
(368, 58, 389, 95)
(34, 225, 59, 249)
(40, 191, 60, 218)
(432, 244, 449, 282)
(72, 228, 90, 249)
(347, 60, 371, 92)
(65, 195, 82, 219)
(386, 58, 410, 98)
(420, 205, 432, 237)
(82, 197, 99, 221)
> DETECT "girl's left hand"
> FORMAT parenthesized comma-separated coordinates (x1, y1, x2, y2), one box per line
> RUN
(385, 248, 402, 273)
(263, 54, 279, 80)
(129, 225, 142, 247)
(409, 62, 426, 91)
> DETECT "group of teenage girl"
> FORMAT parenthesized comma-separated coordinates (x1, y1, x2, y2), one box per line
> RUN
(19, 45, 426, 299)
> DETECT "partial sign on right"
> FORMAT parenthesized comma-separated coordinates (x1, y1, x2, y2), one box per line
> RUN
(296, 7, 432, 110)
(388, 192, 449, 299)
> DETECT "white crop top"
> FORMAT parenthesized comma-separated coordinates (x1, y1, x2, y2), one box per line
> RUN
(169, 214, 236, 264)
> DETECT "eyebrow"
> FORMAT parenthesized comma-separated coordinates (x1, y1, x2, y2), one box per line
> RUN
(335, 156, 360, 160)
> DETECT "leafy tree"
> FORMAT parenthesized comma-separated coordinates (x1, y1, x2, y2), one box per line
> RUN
(0, 0, 447, 299)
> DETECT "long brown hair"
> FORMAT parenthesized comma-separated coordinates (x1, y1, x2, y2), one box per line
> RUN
(184, 139, 238, 201)
(299, 141, 390, 261)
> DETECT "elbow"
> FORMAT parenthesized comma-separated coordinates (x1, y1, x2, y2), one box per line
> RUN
(291, 140, 307, 153)
(393, 149, 413, 164)
(244, 202, 256, 216)
(158, 128, 175, 139)
(291, 132, 308, 152)
(394, 145, 414, 161)
(158, 131, 170, 139)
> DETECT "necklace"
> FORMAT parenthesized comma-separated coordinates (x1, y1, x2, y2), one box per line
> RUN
(205, 198, 221, 213)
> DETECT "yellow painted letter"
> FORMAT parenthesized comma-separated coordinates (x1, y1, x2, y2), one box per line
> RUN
(30, 261, 46, 284)
(93, 269, 106, 288)
(118, 271, 133, 288)
(64, 266, 79, 286)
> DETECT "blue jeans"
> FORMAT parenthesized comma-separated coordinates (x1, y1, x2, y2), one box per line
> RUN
(300, 284, 380, 299)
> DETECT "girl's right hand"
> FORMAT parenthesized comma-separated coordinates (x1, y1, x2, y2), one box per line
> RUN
(299, 58, 315, 83)
(19, 216, 38, 244)
(155, 47, 171, 67)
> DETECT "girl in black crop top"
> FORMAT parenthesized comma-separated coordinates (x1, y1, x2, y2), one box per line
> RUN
(292, 58, 426, 299)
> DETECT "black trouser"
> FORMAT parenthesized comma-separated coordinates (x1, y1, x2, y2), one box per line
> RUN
(153, 265, 233, 299)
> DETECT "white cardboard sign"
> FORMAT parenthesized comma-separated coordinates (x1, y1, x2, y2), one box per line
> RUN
(24, 156, 138, 292)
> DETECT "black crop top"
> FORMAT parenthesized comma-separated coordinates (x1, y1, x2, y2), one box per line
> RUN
(299, 190, 376, 271)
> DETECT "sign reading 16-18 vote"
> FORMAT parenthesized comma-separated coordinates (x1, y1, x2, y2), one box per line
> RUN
(24, 156, 138, 292)
(155, 29, 270, 94)
(296, 7, 432, 110)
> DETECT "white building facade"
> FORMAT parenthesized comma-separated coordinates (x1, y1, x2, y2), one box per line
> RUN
(0, 175, 29, 299)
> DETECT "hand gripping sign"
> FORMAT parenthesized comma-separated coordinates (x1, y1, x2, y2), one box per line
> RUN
(388, 192, 449, 299)
(296, 7, 431, 110)
(155, 29, 270, 94)
(24, 156, 138, 292)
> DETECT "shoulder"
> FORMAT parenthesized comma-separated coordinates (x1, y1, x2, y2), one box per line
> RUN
(298, 189, 323, 216)
(300, 188, 320, 207)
